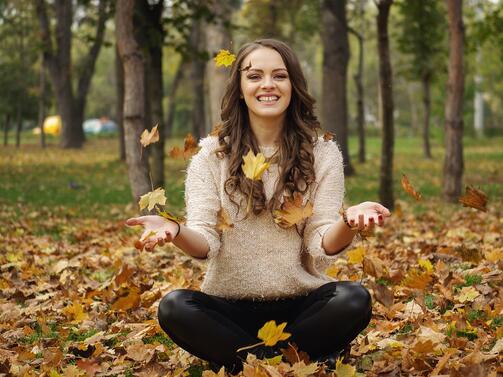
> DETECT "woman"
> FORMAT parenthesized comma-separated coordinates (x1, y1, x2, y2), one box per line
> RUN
(126, 39, 390, 373)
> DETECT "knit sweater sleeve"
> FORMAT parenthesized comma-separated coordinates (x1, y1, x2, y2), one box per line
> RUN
(184, 142, 221, 260)
(303, 139, 353, 262)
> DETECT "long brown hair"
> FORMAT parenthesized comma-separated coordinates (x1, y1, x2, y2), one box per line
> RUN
(213, 39, 321, 219)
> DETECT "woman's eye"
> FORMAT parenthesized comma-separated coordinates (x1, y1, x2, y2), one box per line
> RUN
(275, 75, 288, 80)
(247, 75, 260, 80)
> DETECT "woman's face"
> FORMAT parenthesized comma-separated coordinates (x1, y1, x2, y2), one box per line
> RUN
(239, 47, 292, 122)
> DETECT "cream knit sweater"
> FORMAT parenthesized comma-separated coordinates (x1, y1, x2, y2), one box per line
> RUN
(184, 135, 351, 300)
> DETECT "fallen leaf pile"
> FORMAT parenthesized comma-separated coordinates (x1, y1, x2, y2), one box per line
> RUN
(1, 197, 501, 376)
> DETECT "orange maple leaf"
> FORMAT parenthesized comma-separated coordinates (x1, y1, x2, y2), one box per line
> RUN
(401, 268, 432, 290)
(273, 192, 313, 228)
(323, 131, 335, 141)
(401, 174, 422, 201)
(458, 185, 487, 212)
(169, 133, 199, 160)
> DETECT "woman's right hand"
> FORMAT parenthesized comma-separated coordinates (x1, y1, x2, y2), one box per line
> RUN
(125, 215, 179, 251)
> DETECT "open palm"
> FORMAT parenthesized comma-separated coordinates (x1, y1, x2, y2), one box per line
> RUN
(126, 215, 179, 251)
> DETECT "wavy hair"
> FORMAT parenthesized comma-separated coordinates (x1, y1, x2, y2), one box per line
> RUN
(213, 39, 321, 220)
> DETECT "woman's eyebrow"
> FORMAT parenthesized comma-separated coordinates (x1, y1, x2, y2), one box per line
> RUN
(246, 68, 288, 73)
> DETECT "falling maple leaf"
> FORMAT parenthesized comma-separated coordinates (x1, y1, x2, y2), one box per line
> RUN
(157, 208, 184, 224)
(214, 49, 236, 67)
(458, 185, 488, 212)
(169, 133, 199, 160)
(258, 320, 291, 346)
(216, 208, 234, 232)
(323, 131, 335, 141)
(241, 150, 270, 181)
(273, 192, 313, 228)
(237, 320, 291, 353)
(401, 174, 422, 201)
(138, 187, 167, 211)
(140, 124, 159, 147)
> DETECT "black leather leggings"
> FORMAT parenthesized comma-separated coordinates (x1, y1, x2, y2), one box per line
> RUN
(157, 281, 371, 373)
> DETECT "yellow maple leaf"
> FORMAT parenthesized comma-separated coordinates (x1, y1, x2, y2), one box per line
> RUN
(139, 187, 167, 211)
(214, 49, 236, 67)
(335, 357, 356, 377)
(347, 247, 365, 264)
(484, 249, 503, 263)
(457, 286, 480, 303)
(273, 192, 313, 228)
(418, 259, 433, 273)
(325, 264, 339, 278)
(258, 320, 291, 346)
(63, 302, 88, 323)
(140, 124, 159, 147)
(241, 150, 270, 181)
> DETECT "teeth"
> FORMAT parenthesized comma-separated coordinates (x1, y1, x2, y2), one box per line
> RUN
(258, 96, 278, 102)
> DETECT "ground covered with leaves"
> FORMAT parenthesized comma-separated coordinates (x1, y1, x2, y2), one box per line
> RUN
(0, 136, 502, 376)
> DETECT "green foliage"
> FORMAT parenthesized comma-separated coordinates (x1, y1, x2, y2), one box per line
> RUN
(424, 294, 435, 310)
(395, 0, 446, 80)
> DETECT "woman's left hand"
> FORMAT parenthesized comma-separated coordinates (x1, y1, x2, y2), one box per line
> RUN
(346, 201, 391, 231)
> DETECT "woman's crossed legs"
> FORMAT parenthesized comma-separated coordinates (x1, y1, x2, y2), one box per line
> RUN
(157, 281, 372, 373)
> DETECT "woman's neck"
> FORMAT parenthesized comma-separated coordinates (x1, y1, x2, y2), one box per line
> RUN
(248, 112, 285, 147)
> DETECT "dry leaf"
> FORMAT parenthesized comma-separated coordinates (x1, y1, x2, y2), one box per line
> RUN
(214, 49, 236, 67)
(458, 185, 488, 212)
(401, 268, 432, 290)
(290, 360, 319, 377)
(169, 133, 199, 160)
(401, 174, 422, 201)
(370, 281, 394, 308)
(138, 187, 167, 211)
(456, 286, 480, 303)
(62, 302, 88, 323)
(216, 208, 234, 233)
(257, 320, 291, 347)
(347, 247, 365, 264)
(112, 287, 141, 311)
(241, 150, 270, 181)
(273, 192, 313, 228)
(140, 125, 159, 147)
(335, 357, 357, 377)
(323, 131, 335, 141)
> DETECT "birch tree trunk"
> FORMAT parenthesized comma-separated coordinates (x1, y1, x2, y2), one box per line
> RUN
(443, 0, 465, 201)
(116, 0, 151, 205)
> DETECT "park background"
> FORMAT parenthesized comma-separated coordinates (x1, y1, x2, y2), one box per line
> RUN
(0, 0, 502, 376)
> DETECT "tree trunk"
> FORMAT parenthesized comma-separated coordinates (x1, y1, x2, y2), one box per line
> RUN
(205, 0, 233, 128)
(116, 0, 151, 205)
(15, 105, 22, 148)
(116, 46, 126, 160)
(321, 0, 354, 176)
(422, 72, 432, 158)
(376, 0, 395, 210)
(142, 0, 165, 189)
(443, 0, 464, 201)
(349, 27, 365, 163)
(4, 114, 10, 146)
(165, 60, 186, 139)
(190, 19, 207, 140)
(39, 56, 47, 149)
(35, 0, 108, 149)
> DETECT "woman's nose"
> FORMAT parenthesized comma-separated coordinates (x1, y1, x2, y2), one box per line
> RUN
(261, 75, 275, 89)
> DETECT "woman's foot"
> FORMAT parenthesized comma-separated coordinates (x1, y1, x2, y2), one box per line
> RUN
(315, 344, 351, 371)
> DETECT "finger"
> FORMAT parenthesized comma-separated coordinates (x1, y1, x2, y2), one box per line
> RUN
(164, 230, 173, 243)
(144, 240, 157, 251)
(377, 213, 385, 226)
(134, 239, 144, 250)
(376, 204, 391, 217)
(126, 217, 144, 226)
(157, 238, 165, 247)
(358, 214, 365, 230)
(367, 216, 375, 227)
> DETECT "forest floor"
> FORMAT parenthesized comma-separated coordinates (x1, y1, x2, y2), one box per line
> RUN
(0, 134, 502, 376)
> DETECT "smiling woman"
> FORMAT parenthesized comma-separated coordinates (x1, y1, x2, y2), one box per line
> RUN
(127, 38, 391, 373)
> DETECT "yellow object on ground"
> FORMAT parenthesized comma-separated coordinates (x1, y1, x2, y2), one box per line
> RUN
(43, 116, 62, 135)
